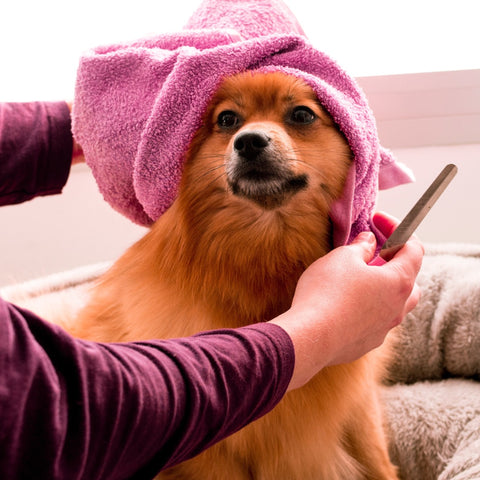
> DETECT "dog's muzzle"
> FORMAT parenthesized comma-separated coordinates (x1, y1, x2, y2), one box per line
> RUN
(226, 129, 308, 209)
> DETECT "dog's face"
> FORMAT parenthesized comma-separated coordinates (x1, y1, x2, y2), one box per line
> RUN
(178, 71, 352, 247)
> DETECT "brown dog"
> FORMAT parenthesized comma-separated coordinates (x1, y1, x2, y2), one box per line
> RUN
(71, 71, 398, 479)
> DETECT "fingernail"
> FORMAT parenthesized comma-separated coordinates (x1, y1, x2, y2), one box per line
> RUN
(356, 231, 376, 245)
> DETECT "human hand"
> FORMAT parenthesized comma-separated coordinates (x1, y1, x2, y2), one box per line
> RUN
(270, 212, 424, 390)
(66, 102, 85, 165)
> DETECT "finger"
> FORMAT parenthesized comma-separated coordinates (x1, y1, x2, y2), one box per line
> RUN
(379, 226, 424, 272)
(390, 235, 425, 273)
(388, 283, 421, 329)
(349, 231, 377, 263)
(404, 283, 422, 313)
(372, 211, 399, 238)
(380, 240, 424, 318)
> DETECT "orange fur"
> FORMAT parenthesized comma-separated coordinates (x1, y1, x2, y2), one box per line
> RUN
(72, 72, 398, 479)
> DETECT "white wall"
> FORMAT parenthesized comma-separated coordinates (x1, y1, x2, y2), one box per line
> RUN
(0, 165, 146, 286)
(1, 0, 478, 102)
(377, 144, 480, 245)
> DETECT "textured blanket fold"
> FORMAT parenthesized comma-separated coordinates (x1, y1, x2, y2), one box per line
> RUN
(382, 243, 480, 480)
(72, 0, 413, 246)
(387, 244, 480, 384)
(384, 379, 480, 480)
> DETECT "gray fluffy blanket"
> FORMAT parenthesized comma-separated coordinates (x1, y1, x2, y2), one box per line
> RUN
(2, 245, 480, 479)
(384, 244, 480, 480)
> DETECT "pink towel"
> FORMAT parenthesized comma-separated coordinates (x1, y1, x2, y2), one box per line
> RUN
(72, 0, 414, 246)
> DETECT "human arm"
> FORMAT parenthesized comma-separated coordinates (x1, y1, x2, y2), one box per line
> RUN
(0, 299, 293, 479)
(0, 101, 80, 206)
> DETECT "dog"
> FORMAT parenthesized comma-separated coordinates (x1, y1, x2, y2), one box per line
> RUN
(69, 71, 398, 479)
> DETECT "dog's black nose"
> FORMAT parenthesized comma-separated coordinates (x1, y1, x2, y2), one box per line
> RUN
(234, 131, 271, 159)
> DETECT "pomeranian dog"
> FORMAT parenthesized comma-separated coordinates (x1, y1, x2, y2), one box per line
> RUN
(70, 71, 398, 479)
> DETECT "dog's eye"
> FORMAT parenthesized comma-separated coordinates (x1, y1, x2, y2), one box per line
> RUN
(217, 110, 241, 129)
(289, 106, 316, 125)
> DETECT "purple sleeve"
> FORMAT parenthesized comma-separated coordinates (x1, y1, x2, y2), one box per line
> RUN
(0, 102, 72, 206)
(0, 298, 294, 479)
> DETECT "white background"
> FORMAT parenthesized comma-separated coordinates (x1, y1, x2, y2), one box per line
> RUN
(1, 0, 479, 100)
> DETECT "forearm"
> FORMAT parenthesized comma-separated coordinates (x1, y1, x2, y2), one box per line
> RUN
(0, 101, 73, 205)
(0, 299, 293, 479)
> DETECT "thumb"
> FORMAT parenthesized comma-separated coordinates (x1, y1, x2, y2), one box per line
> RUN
(349, 231, 377, 263)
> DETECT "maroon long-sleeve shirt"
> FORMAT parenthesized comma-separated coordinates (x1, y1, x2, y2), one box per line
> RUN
(0, 102, 295, 479)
